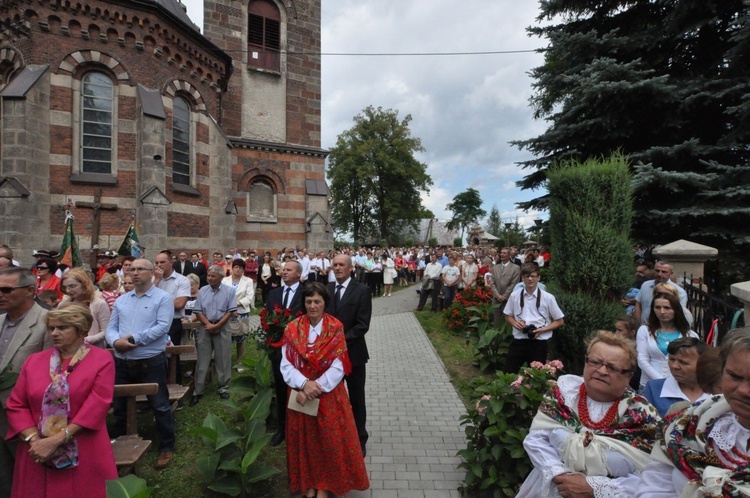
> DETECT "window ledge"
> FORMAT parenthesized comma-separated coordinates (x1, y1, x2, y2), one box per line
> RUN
(247, 66, 281, 77)
(171, 183, 202, 197)
(70, 173, 117, 186)
(246, 216, 277, 224)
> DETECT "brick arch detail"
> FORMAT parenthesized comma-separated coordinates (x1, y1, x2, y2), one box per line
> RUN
(239, 167, 286, 195)
(163, 79, 206, 112)
(0, 46, 24, 73)
(252, 0, 297, 19)
(57, 50, 131, 82)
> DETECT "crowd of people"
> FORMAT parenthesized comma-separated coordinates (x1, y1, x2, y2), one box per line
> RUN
(1, 240, 749, 497)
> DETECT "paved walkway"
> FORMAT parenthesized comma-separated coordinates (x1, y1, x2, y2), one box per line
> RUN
(344, 285, 466, 498)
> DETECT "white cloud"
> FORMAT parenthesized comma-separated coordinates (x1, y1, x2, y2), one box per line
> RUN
(182, 0, 550, 224)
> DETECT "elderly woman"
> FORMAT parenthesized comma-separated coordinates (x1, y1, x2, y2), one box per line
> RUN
(517, 331, 660, 498)
(182, 273, 200, 321)
(643, 337, 710, 417)
(636, 291, 698, 391)
(34, 257, 62, 301)
(5, 305, 116, 497)
(222, 258, 254, 361)
(636, 327, 750, 497)
(279, 282, 369, 498)
(60, 268, 110, 348)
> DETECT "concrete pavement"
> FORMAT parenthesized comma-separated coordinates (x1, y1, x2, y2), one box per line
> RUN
(345, 285, 466, 498)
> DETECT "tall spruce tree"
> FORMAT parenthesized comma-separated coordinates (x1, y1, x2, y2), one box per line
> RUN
(514, 1, 750, 283)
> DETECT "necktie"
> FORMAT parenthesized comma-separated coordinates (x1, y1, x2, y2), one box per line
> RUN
(334, 284, 343, 310)
(282, 287, 291, 309)
(193, 262, 197, 268)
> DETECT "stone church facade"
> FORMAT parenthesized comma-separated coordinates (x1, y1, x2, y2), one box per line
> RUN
(0, 0, 331, 262)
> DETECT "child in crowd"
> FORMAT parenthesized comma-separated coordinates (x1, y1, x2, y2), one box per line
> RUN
(37, 289, 61, 309)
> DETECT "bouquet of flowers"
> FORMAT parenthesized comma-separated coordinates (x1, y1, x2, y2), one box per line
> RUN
(251, 304, 302, 358)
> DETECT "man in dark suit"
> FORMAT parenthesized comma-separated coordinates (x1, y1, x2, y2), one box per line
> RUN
(327, 253, 372, 456)
(264, 260, 304, 446)
(172, 251, 191, 276)
(189, 253, 208, 287)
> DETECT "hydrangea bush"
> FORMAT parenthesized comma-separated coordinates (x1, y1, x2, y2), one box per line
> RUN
(458, 360, 564, 497)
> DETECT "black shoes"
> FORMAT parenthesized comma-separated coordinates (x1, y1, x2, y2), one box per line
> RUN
(269, 431, 285, 446)
(219, 392, 230, 400)
(189, 395, 202, 406)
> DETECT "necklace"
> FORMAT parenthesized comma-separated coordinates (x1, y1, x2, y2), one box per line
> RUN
(577, 383, 619, 429)
(716, 444, 750, 467)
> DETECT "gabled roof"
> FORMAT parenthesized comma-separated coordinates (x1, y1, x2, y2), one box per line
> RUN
(151, 0, 200, 32)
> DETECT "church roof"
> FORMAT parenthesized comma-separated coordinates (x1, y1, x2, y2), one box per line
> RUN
(149, 0, 200, 32)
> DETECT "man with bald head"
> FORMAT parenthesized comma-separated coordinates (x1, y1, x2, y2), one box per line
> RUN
(265, 260, 304, 447)
(105, 258, 176, 469)
(326, 253, 372, 456)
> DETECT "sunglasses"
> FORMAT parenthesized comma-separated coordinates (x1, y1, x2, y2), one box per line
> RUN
(0, 285, 30, 294)
(37, 266, 50, 270)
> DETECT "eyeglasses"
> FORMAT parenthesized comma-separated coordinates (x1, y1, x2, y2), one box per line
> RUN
(36, 266, 49, 270)
(132, 267, 152, 273)
(585, 357, 632, 376)
(0, 285, 30, 294)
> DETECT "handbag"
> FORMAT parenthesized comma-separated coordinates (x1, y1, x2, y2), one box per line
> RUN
(227, 316, 243, 337)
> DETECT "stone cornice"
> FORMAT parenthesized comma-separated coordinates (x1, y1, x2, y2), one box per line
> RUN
(230, 137, 328, 159)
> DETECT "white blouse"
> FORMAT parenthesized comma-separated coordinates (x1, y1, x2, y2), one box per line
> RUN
(635, 412, 750, 497)
(518, 375, 642, 498)
(280, 319, 344, 394)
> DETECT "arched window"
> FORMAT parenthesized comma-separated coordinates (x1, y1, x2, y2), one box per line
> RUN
(81, 72, 114, 174)
(247, 179, 278, 222)
(248, 0, 281, 72)
(172, 96, 191, 185)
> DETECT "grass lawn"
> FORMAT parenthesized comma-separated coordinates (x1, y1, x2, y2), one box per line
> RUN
(414, 309, 493, 409)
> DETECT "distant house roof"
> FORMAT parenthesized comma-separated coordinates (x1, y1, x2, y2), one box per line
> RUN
(396, 219, 459, 246)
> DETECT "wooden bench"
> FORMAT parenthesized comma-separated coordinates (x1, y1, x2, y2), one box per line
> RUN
(133, 345, 194, 411)
(112, 383, 158, 475)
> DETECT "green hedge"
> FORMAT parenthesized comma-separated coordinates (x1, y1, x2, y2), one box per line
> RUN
(547, 153, 632, 301)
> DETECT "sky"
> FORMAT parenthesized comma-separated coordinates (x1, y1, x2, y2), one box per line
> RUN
(180, 0, 550, 231)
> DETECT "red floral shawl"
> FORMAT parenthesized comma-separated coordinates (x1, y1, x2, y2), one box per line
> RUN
(281, 313, 352, 379)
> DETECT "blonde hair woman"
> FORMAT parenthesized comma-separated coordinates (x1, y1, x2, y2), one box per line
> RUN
(59, 268, 110, 348)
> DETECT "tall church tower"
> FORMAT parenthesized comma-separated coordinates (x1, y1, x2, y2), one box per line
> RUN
(204, 0, 332, 252)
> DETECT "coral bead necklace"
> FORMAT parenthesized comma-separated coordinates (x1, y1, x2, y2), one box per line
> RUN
(577, 383, 619, 429)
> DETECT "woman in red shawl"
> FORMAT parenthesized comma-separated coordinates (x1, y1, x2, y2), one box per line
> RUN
(279, 282, 369, 498)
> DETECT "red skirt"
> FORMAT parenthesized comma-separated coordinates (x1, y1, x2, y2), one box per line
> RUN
(286, 383, 369, 495)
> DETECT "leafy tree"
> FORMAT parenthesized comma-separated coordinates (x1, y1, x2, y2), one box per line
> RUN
(446, 188, 486, 241)
(327, 106, 433, 242)
(484, 205, 502, 237)
(513, 0, 750, 284)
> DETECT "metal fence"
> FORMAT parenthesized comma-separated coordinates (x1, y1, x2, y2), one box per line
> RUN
(682, 274, 745, 344)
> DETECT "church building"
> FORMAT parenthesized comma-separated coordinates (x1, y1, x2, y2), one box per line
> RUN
(0, 0, 331, 262)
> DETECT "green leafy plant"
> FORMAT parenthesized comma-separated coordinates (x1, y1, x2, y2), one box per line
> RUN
(190, 354, 280, 497)
(106, 474, 155, 498)
(458, 361, 563, 497)
(470, 311, 513, 373)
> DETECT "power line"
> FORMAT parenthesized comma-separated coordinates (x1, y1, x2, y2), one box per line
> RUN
(320, 49, 540, 56)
